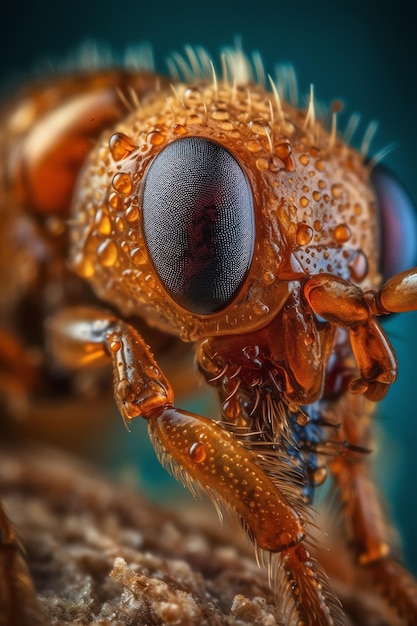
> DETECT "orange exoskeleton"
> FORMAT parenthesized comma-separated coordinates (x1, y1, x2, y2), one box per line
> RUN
(1, 44, 417, 625)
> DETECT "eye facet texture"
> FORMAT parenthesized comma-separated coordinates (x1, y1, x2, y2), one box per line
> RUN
(142, 137, 255, 314)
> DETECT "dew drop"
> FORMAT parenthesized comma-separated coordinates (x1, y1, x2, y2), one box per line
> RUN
(73, 253, 95, 278)
(108, 192, 122, 211)
(313, 219, 322, 231)
(348, 249, 368, 281)
(125, 206, 139, 222)
(131, 247, 147, 265)
(274, 141, 292, 160)
(172, 123, 187, 135)
(112, 172, 133, 195)
(220, 120, 234, 131)
(109, 132, 137, 161)
(253, 302, 270, 315)
(211, 109, 230, 121)
(187, 114, 203, 125)
(300, 196, 309, 208)
(296, 412, 310, 426)
(313, 191, 322, 202)
(250, 119, 270, 135)
(246, 140, 262, 152)
(299, 154, 310, 166)
(98, 239, 118, 267)
(147, 130, 165, 146)
(309, 466, 327, 486)
(296, 223, 313, 246)
(262, 270, 276, 285)
(256, 157, 269, 171)
(331, 183, 342, 198)
(110, 340, 122, 352)
(189, 442, 207, 464)
(95, 209, 112, 235)
(334, 223, 351, 243)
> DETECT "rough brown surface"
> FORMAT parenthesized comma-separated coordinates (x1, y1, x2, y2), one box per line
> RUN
(0, 446, 403, 625)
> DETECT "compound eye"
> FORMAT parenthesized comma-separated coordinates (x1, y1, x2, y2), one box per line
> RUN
(142, 137, 255, 315)
(371, 165, 417, 281)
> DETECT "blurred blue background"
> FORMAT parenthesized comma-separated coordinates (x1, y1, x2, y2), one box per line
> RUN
(2, 0, 416, 574)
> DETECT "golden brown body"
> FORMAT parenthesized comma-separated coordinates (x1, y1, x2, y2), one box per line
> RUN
(1, 46, 417, 625)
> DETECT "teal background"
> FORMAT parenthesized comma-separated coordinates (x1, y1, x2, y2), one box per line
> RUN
(2, 0, 417, 574)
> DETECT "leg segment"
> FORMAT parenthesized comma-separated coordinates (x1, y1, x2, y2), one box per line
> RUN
(0, 502, 47, 626)
(328, 392, 417, 623)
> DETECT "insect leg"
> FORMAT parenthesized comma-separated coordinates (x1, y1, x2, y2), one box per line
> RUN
(0, 501, 47, 626)
(328, 392, 417, 622)
(49, 307, 346, 625)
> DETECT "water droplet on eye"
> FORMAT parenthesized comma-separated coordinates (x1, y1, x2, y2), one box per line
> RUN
(109, 132, 137, 161)
(334, 223, 351, 243)
(110, 340, 122, 352)
(349, 249, 368, 281)
(98, 239, 118, 267)
(296, 224, 313, 246)
(112, 172, 133, 194)
(189, 442, 207, 464)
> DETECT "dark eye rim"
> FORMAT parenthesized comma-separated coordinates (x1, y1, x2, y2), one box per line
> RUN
(370, 162, 417, 280)
(140, 135, 256, 316)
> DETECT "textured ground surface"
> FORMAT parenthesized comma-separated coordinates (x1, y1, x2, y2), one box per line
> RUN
(0, 446, 403, 625)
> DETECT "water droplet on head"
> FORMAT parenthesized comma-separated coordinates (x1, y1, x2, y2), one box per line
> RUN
(130, 247, 147, 265)
(95, 209, 112, 235)
(125, 206, 139, 222)
(112, 172, 133, 195)
(331, 183, 342, 198)
(172, 123, 187, 135)
(108, 192, 122, 211)
(109, 132, 137, 161)
(348, 249, 368, 282)
(256, 157, 269, 171)
(147, 130, 165, 146)
(296, 223, 313, 246)
(98, 239, 118, 267)
(334, 223, 351, 243)
(309, 466, 327, 486)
